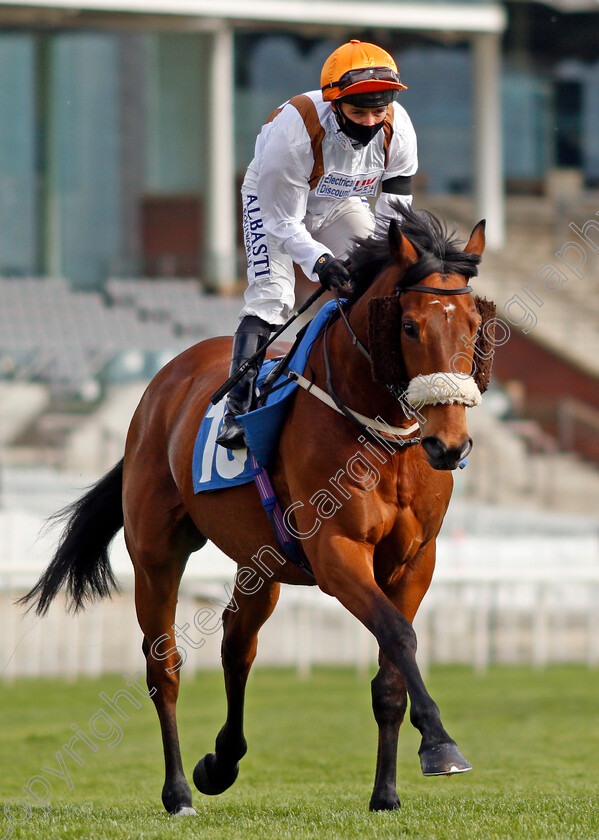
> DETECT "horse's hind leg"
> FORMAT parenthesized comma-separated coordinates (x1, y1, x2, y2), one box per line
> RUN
(194, 579, 280, 796)
(127, 510, 205, 816)
(133, 553, 195, 815)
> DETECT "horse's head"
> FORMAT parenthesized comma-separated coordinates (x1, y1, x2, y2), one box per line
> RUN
(352, 207, 495, 471)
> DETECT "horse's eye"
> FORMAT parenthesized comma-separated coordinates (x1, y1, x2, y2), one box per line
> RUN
(402, 321, 419, 339)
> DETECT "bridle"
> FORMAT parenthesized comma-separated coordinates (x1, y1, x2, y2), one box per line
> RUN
(316, 281, 476, 449)
(334, 281, 474, 362)
(280, 277, 480, 452)
(399, 284, 473, 296)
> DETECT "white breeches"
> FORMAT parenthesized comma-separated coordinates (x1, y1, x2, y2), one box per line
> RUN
(239, 192, 376, 326)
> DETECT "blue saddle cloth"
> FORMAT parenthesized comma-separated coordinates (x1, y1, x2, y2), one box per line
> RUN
(192, 300, 337, 493)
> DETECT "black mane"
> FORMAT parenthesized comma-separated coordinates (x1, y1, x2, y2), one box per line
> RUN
(348, 204, 481, 301)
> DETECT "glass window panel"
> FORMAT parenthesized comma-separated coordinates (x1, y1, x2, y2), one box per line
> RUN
(52, 33, 121, 287)
(0, 35, 36, 276)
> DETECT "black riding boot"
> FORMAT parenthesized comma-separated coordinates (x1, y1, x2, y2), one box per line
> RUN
(216, 316, 272, 450)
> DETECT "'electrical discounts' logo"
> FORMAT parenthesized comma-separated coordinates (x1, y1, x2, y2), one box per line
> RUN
(315, 171, 382, 199)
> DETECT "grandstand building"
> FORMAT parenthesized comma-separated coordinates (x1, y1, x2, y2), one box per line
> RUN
(0, 0, 597, 467)
(1, 1, 598, 681)
(0, 0, 593, 286)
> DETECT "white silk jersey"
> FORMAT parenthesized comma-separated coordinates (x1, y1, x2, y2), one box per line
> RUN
(242, 90, 418, 282)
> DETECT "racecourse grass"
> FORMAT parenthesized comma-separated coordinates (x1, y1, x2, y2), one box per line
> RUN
(1, 665, 598, 839)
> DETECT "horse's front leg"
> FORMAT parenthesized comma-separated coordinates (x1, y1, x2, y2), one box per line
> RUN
(369, 541, 439, 810)
(194, 579, 280, 796)
(369, 653, 405, 810)
(314, 535, 471, 780)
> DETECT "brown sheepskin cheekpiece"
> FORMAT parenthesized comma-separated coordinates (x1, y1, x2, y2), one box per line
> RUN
(367, 293, 498, 393)
(367, 295, 406, 387)
(473, 296, 497, 393)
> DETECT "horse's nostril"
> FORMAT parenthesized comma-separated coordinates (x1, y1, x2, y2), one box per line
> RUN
(421, 436, 447, 461)
(422, 436, 472, 470)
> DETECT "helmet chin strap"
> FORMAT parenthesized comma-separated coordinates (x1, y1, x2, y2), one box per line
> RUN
(332, 103, 385, 147)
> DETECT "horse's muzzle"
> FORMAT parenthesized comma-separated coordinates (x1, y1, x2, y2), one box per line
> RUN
(421, 435, 473, 471)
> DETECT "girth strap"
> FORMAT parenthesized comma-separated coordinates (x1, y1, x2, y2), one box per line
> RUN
(249, 453, 314, 578)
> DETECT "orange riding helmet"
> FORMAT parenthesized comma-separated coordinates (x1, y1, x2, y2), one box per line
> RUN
(321, 39, 407, 103)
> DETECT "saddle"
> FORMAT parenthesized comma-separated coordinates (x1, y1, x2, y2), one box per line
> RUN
(192, 302, 337, 494)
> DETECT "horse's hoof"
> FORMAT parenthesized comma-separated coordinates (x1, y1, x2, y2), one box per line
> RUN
(173, 806, 197, 817)
(369, 793, 401, 811)
(193, 752, 240, 795)
(420, 743, 472, 776)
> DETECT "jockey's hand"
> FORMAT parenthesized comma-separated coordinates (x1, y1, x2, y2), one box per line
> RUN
(313, 253, 350, 291)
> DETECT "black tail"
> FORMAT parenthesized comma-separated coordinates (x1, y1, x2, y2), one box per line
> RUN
(19, 458, 125, 616)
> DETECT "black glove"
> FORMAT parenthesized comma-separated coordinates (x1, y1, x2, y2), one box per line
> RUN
(313, 253, 350, 291)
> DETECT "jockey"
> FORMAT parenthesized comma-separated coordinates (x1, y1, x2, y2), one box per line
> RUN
(217, 39, 418, 449)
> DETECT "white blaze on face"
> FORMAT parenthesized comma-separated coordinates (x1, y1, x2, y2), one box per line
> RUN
(443, 303, 456, 320)
(428, 300, 456, 320)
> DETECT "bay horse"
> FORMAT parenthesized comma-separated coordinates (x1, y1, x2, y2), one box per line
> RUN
(21, 207, 491, 816)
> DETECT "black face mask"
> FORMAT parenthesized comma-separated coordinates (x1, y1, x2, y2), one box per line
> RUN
(334, 106, 386, 147)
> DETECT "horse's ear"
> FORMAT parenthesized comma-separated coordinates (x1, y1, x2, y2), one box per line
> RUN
(465, 219, 486, 256)
(388, 219, 403, 261)
(389, 219, 418, 265)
